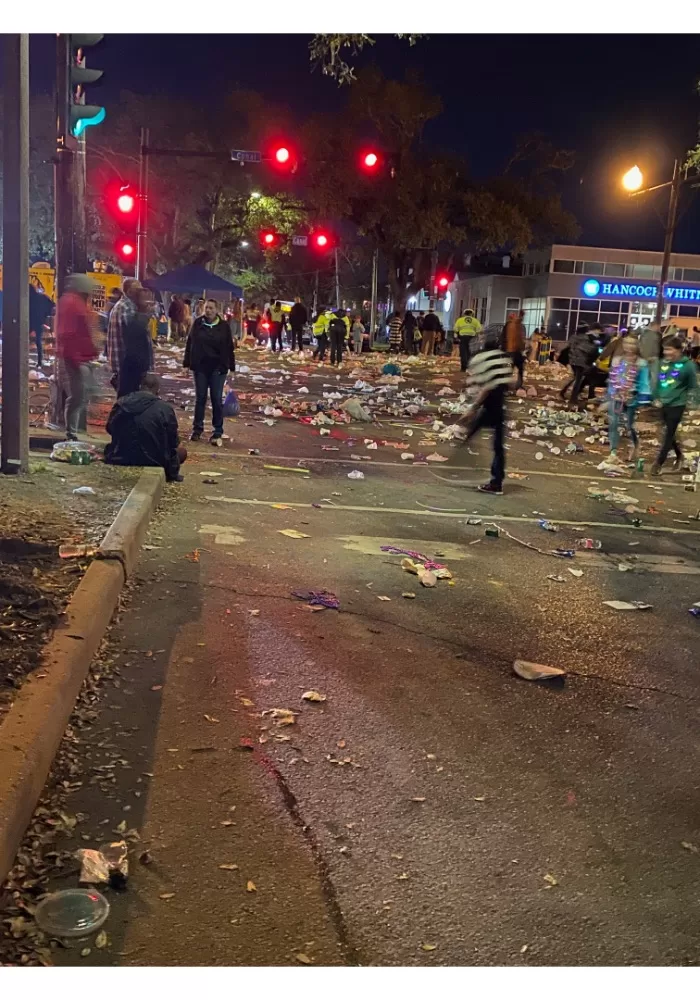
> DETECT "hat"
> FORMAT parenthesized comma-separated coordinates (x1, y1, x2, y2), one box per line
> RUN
(66, 273, 97, 295)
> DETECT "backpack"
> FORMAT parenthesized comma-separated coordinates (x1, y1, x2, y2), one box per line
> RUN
(329, 317, 346, 337)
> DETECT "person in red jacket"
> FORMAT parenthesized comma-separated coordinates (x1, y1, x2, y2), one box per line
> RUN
(55, 274, 98, 440)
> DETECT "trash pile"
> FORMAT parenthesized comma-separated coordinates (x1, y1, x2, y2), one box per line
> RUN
(381, 544, 453, 588)
(50, 441, 101, 465)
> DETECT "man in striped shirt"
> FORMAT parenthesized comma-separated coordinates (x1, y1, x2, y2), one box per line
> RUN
(107, 278, 141, 383)
(463, 324, 516, 495)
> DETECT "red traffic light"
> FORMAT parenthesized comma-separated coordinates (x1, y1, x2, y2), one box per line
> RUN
(312, 231, 332, 250)
(437, 276, 449, 288)
(274, 146, 290, 164)
(360, 150, 380, 172)
(260, 230, 279, 248)
(117, 192, 135, 213)
(118, 240, 135, 259)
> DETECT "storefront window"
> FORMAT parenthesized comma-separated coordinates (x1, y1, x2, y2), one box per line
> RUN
(630, 263, 655, 279)
(546, 309, 569, 335)
(682, 268, 700, 282)
(574, 261, 584, 274)
(552, 260, 574, 273)
(582, 261, 604, 276)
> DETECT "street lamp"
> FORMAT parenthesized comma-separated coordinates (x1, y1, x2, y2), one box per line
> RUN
(240, 240, 249, 248)
(622, 165, 643, 192)
(622, 160, 683, 326)
(250, 191, 261, 199)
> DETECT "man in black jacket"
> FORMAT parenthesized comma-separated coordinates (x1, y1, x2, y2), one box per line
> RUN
(183, 299, 236, 446)
(421, 309, 443, 356)
(289, 296, 308, 353)
(104, 374, 186, 482)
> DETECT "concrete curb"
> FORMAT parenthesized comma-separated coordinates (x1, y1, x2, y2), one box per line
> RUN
(0, 468, 165, 883)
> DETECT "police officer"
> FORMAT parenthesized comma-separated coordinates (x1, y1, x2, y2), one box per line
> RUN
(454, 308, 482, 372)
(312, 307, 329, 362)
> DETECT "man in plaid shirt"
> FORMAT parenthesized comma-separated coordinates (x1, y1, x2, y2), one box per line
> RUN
(107, 278, 141, 378)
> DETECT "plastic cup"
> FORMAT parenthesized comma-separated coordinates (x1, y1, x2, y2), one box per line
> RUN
(34, 888, 110, 939)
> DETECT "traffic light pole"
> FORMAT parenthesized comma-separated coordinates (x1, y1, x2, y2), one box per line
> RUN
(73, 131, 88, 272)
(136, 127, 150, 281)
(2, 34, 30, 474)
(369, 247, 378, 342)
(54, 33, 74, 296)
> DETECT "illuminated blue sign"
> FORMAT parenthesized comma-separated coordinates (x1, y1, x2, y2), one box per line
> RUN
(581, 279, 700, 301)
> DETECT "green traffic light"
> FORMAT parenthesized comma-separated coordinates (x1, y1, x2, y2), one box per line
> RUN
(71, 106, 106, 137)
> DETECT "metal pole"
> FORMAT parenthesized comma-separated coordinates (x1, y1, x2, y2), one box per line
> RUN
(334, 247, 340, 309)
(136, 127, 149, 281)
(312, 270, 319, 315)
(655, 158, 681, 327)
(54, 32, 74, 297)
(2, 35, 30, 474)
(73, 131, 88, 272)
(369, 247, 378, 342)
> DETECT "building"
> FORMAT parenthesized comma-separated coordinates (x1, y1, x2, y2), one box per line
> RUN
(448, 244, 700, 340)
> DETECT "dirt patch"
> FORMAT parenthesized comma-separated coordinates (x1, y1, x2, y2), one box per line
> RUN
(0, 461, 138, 716)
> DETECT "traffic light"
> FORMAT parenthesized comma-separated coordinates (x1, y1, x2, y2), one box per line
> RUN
(435, 274, 451, 299)
(260, 229, 280, 249)
(69, 35, 105, 138)
(274, 146, 290, 165)
(360, 150, 380, 172)
(268, 142, 296, 172)
(311, 230, 333, 251)
(117, 239, 136, 262)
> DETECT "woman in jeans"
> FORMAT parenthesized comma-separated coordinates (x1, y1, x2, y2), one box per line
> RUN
(183, 299, 236, 447)
(604, 336, 651, 466)
(651, 337, 698, 475)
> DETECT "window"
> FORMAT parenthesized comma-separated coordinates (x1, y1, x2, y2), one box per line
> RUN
(679, 305, 700, 317)
(521, 297, 546, 336)
(631, 263, 655, 279)
(546, 310, 568, 335)
(673, 267, 684, 281)
(574, 261, 584, 274)
(599, 312, 621, 328)
(552, 259, 575, 273)
(683, 268, 700, 282)
(504, 297, 520, 321)
(551, 298, 572, 310)
(604, 262, 625, 277)
(479, 298, 487, 323)
(583, 261, 604, 276)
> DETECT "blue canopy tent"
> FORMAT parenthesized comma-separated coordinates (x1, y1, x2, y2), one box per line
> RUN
(144, 264, 243, 299)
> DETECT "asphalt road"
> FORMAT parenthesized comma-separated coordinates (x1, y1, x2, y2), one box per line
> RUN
(36, 347, 700, 965)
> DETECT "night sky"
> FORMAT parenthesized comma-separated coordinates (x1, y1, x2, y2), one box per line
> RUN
(26, 33, 700, 255)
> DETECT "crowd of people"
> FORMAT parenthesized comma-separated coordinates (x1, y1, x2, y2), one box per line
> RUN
(49, 273, 699, 495)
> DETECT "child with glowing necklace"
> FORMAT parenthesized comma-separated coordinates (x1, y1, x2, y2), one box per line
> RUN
(604, 336, 651, 465)
(651, 336, 698, 476)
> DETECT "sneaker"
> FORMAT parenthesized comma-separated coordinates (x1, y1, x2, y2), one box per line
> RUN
(190, 431, 202, 442)
(209, 435, 223, 447)
(650, 464, 662, 477)
(672, 456, 684, 472)
(477, 482, 503, 495)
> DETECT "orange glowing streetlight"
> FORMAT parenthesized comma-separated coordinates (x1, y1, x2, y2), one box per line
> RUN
(622, 165, 643, 192)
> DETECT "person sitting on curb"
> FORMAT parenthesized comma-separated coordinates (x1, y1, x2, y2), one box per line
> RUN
(104, 373, 186, 482)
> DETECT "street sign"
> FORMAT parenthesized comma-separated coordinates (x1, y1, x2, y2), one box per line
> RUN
(292, 235, 308, 247)
(230, 149, 262, 163)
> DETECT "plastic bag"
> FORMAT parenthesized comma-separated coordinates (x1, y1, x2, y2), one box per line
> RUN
(223, 389, 240, 418)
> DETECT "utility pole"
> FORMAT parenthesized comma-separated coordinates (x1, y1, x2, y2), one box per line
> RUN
(2, 34, 30, 474)
(369, 247, 378, 344)
(655, 158, 681, 327)
(54, 33, 74, 297)
(312, 270, 319, 316)
(136, 127, 150, 281)
(334, 247, 341, 309)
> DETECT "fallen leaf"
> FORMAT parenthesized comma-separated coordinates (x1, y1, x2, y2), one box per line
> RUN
(377, 595, 392, 601)
(302, 690, 327, 702)
(249, 609, 260, 616)
(246, 880, 257, 892)
(185, 549, 200, 562)
(421, 943, 438, 951)
(543, 873, 559, 886)
(520, 944, 529, 954)
(337, 740, 346, 749)
(218, 863, 239, 871)
(271, 503, 295, 509)
(295, 952, 313, 965)
(240, 697, 255, 707)
(473, 795, 486, 802)
(397, 873, 410, 880)
(95, 931, 108, 949)
(278, 529, 310, 539)
(204, 714, 220, 724)
(159, 892, 175, 900)
(80, 947, 91, 957)
(681, 841, 699, 854)
(115, 820, 127, 834)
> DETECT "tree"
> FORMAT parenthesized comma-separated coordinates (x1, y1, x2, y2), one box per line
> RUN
(301, 70, 579, 311)
(309, 34, 423, 85)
